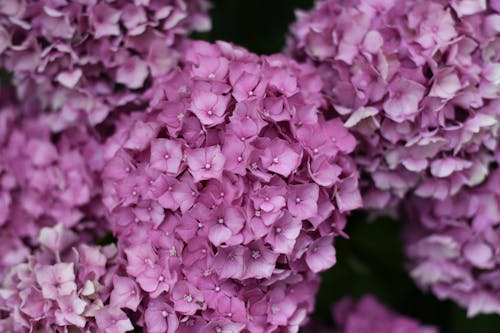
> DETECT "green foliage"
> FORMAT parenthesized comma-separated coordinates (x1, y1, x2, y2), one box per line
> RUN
(0, 68, 12, 85)
(94, 231, 117, 246)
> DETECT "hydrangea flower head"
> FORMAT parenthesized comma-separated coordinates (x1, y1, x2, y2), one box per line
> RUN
(0, 105, 106, 279)
(303, 295, 439, 333)
(0, 224, 128, 332)
(0, 0, 211, 130)
(288, 0, 500, 208)
(404, 162, 500, 317)
(102, 40, 361, 332)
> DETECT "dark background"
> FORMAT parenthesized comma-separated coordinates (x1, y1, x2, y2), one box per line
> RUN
(195, 0, 313, 54)
(196, 1, 500, 332)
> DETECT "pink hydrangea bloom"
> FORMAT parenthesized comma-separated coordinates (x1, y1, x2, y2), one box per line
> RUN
(335, 296, 438, 333)
(304, 295, 438, 333)
(0, 86, 111, 282)
(288, 0, 500, 209)
(403, 164, 500, 317)
(0, 224, 129, 332)
(102, 40, 361, 332)
(0, 0, 211, 130)
(0, 108, 107, 280)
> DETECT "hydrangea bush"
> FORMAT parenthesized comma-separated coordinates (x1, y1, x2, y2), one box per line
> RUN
(0, 0, 499, 331)
(0, 0, 211, 130)
(288, 0, 500, 208)
(101, 40, 361, 332)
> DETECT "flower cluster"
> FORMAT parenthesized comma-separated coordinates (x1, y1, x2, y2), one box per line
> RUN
(0, 224, 129, 332)
(403, 162, 500, 317)
(0, 105, 106, 279)
(0, 0, 211, 130)
(288, 0, 500, 208)
(102, 40, 361, 332)
(303, 295, 438, 333)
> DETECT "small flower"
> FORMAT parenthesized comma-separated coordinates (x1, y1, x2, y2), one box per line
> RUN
(95, 307, 134, 333)
(383, 79, 425, 123)
(287, 183, 319, 220)
(145, 299, 179, 333)
(171, 281, 205, 315)
(261, 138, 302, 177)
(35, 263, 77, 300)
(190, 89, 231, 126)
(125, 243, 162, 292)
(242, 241, 279, 279)
(265, 212, 302, 254)
(150, 139, 183, 175)
(37, 223, 78, 253)
(54, 295, 87, 328)
(305, 236, 337, 273)
(110, 276, 142, 311)
(213, 246, 245, 280)
(187, 146, 226, 182)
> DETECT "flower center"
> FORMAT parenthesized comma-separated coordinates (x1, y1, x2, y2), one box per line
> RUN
(252, 250, 261, 259)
